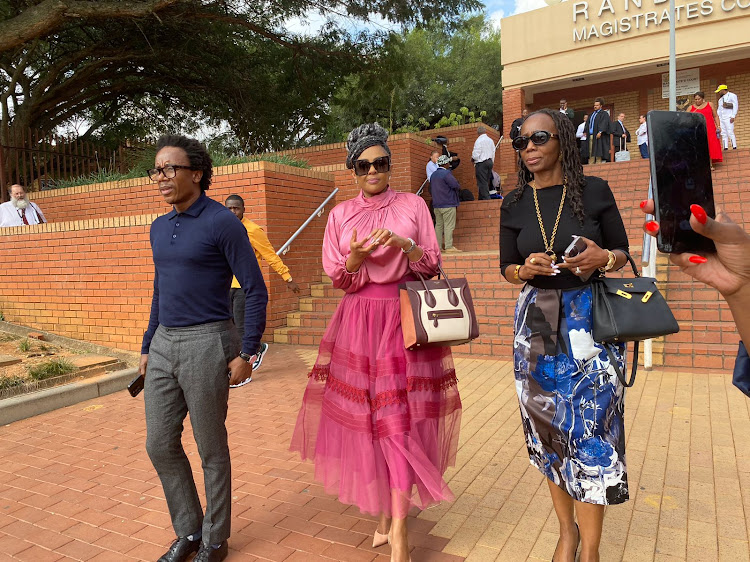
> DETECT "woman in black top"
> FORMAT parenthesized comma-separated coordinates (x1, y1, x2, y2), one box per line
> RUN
(500, 109, 630, 562)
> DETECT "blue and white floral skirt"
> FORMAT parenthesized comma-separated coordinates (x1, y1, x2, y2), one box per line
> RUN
(513, 284, 629, 505)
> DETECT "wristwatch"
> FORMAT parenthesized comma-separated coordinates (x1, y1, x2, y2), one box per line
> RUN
(239, 351, 254, 363)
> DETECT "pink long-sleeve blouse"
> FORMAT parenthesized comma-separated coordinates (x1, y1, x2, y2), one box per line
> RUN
(323, 187, 441, 293)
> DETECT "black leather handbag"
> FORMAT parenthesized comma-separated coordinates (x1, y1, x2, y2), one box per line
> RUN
(591, 253, 679, 387)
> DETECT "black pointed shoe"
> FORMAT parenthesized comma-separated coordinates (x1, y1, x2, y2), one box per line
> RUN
(194, 540, 228, 562)
(157, 536, 201, 562)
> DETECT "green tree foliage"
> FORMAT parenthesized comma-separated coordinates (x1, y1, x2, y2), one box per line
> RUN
(323, 15, 502, 142)
(0, 0, 482, 153)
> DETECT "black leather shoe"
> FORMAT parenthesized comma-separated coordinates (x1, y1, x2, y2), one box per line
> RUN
(194, 541, 228, 562)
(157, 536, 201, 562)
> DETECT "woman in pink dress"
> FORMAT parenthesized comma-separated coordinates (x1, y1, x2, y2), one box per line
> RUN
(290, 123, 461, 562)
(690, 91, 722, 169)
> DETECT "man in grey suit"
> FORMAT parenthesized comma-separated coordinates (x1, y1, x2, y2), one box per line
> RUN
(140, 135, 268, 562)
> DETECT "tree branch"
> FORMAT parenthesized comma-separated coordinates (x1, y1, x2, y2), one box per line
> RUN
(0, 0, 184, 54)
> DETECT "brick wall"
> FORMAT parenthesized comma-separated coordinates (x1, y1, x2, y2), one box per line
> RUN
(5, 164, 336, 352)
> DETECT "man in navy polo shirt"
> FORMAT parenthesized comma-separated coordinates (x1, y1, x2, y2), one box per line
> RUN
(139, 135, 268, 562)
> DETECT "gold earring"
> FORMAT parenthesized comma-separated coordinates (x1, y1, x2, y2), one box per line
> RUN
(558, 152, 563, 162)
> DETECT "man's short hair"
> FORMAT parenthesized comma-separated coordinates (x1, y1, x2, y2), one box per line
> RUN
(156, 135, 213, 191)
(560, 98, 567, 103)
(9, 184, 24, 196)
(477, 126, 487, 134)
(225, 194, 244, 206)
(595, 97, 605, 105)
(431, 149, 441, 156)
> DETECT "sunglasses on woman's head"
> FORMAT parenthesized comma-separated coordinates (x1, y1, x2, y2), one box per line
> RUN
(512, 131, 560, 151)
(353, 156, 391, 176)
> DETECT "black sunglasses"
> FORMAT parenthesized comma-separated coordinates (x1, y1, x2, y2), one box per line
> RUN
(353, 156, 391, 176)
(512, 131, 560, 151)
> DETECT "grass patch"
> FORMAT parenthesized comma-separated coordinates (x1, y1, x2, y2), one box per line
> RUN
(0, 376, 25, 391)
(17, 339, 30, 352)
(28, 358, 75, 381)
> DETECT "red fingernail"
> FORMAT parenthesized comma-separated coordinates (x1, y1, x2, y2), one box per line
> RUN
(691, 204, 708, 225)
(689, 255, 708, 264)
(640, 200, 647, 209)
(645, 221, 659, 233)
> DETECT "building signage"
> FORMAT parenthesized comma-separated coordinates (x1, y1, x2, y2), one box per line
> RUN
(661, 68, 700, 97)
(572, 0, 750, 42)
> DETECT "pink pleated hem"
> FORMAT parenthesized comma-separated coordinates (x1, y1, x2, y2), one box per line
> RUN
(289, 287, 462, 517)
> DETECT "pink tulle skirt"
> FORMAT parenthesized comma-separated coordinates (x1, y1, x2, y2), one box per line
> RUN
(290, 279, 462, 517)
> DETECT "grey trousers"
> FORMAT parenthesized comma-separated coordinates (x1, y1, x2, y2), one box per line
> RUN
(230, 288, 245, 342)
(434, 207, 457, 250)
(144, 320, 239, 545)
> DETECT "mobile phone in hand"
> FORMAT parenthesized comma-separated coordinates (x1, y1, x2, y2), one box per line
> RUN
(128, 374, 145, 397)
(647, 110, 716, 254)
(564, 235, 592, 281)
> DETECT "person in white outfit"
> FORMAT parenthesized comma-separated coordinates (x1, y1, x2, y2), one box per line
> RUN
(0, 184, 47, 227)
(636, 115, 649, 159)
(716, 84, 738, 150)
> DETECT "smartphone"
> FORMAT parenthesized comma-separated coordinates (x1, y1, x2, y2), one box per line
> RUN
(646, 110, 716, 254)
(128, 374, 145, 397)
(564, 235, 592, 281)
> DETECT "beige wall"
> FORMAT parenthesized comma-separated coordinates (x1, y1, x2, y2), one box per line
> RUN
(501, 0, 750, 91)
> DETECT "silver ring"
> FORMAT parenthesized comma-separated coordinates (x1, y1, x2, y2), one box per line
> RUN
(388, 230, 393, 236)
(575, 266, 582, 275)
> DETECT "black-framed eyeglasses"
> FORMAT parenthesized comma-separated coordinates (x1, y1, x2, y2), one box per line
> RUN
(512, 131, 560, 151)
(353, 156, 391, 176)
(147, 165, 194, 181)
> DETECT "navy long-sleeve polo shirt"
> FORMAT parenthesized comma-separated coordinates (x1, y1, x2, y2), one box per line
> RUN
(141, 192, 268, 355)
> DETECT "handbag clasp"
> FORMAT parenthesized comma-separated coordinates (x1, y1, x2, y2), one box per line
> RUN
(616, 290, 632, 299)
(641, 291, 653, 303)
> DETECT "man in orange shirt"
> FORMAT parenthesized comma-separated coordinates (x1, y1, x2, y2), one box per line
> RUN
(225, 195, 300, 384)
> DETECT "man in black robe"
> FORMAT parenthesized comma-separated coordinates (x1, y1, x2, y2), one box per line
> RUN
(587, 97, 612, 164)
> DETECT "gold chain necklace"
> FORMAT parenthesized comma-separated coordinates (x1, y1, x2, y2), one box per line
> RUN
(531, 177, 566, 263)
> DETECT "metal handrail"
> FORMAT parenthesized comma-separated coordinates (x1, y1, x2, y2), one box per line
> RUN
(276, 188, 339, 256)
(415, 178, 429, 197)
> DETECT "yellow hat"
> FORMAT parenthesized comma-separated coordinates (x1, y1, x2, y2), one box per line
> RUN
(715, 84, 728, 93)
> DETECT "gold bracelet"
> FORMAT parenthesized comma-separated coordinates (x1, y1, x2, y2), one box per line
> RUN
(599, 250, 616, 273)
(514, 264, 523, 281)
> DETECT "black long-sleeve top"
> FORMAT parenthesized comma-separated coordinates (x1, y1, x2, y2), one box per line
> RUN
(500, 176, 629, 290)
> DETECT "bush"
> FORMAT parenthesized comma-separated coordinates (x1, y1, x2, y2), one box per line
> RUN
(28, 358, 75, 381)
(0, 376, 25, 391)
(51, 148, 310, 189)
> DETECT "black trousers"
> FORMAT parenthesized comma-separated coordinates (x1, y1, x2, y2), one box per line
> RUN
(474, 159, 493, 200)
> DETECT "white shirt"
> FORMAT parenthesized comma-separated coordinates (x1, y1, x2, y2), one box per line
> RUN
(636, 122, 648, 146)
(426, 160, 439, 180)
(717, 92, 739, 119)
(0, 201, 46, 227)
(576, 122, 587, 140)
(472, 133, 495, 163)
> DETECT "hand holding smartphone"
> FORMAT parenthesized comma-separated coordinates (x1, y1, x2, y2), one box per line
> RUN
(563, 235, 593, 281)
(646, 110, 716, 254)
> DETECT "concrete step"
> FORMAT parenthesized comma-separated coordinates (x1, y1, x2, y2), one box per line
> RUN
(68, 355, 122, 371)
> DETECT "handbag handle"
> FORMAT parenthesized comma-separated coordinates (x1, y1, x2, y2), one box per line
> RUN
(623, 251, 640, 277)
(411, 263, 459, 308)
(605, 341, 639, 387)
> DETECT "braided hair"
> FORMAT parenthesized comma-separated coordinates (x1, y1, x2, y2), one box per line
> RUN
(512, 108, 586, 223)
(345, 123, 392, 170)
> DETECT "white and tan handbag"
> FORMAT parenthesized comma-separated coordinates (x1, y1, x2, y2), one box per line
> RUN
(399, 265, 479, 350)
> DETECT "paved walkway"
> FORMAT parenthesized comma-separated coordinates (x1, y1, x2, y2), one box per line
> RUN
(0, 345, 749, 561)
